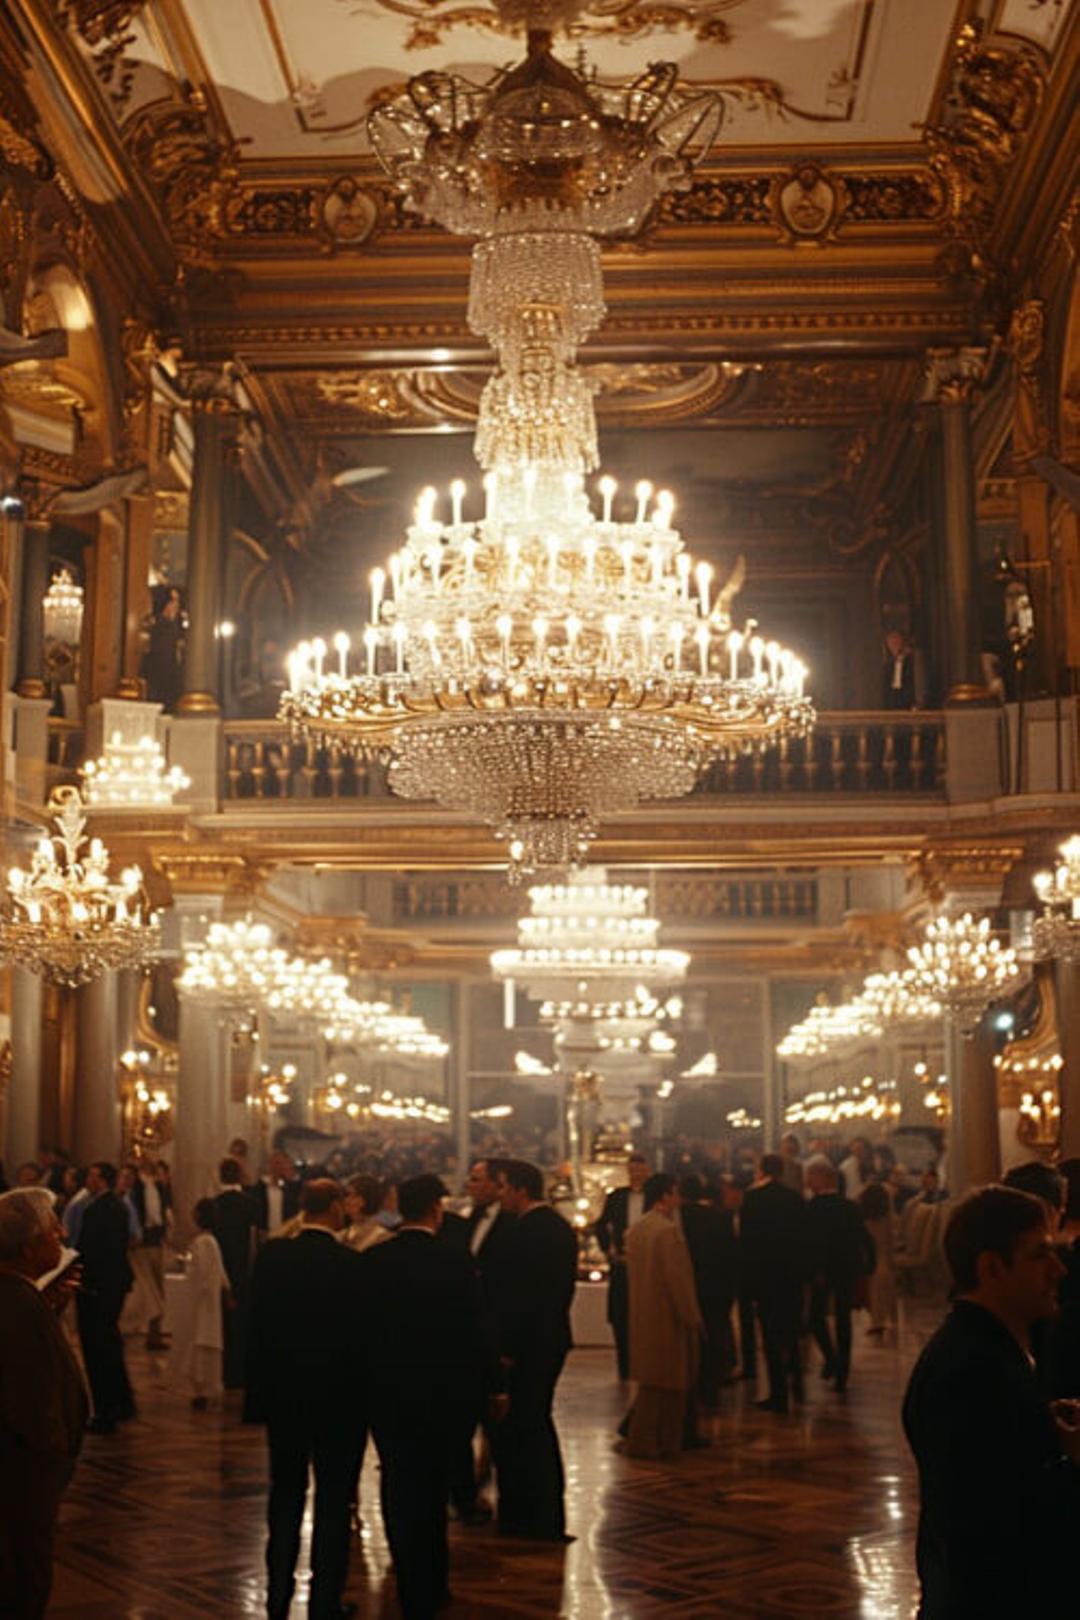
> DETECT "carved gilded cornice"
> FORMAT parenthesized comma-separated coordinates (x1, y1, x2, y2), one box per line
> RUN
(909, 841, 1025, 904)
(920, 345, 991, 406)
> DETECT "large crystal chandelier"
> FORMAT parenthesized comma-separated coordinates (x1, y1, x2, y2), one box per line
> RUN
(282, 11, 813, 875)
(907, 913, 1025, 1036)
(1032, 836, 1080, 962)
(42, 569, 84, 646)
(0, 788, 160, 986)
(83, 733, 190, 807)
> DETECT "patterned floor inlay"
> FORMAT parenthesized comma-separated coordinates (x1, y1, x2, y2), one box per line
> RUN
(50, 1308, 937, 1618)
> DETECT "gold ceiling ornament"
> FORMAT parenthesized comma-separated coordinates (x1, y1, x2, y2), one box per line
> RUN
(0, 787, 160, 986)
(363, 0, 742, 50)
(283, 17, 812, 875)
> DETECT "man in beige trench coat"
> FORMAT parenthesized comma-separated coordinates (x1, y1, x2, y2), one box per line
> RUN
(625, 1172, 704, 1460)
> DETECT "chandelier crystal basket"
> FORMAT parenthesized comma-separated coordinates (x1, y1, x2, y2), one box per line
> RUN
(282, 14, 813, 875)
(1032, 836, 1080, 962)
(907, 912, 1026, 1036)
(42, 568, 84, 646)
(83, 732, 190, 807)
(0, 787, 160, 986)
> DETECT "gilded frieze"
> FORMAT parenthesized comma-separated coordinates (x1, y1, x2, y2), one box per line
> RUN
(351, 0, 744, 49)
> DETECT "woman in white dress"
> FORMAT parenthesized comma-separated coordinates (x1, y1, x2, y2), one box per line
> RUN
(185, 1197, 232, 1409)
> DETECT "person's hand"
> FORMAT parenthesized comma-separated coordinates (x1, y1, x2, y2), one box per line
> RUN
(42, 1265, 82, 1314)
(1051, 1399, 1080, 1463)
(488, 1393, 510, 1423)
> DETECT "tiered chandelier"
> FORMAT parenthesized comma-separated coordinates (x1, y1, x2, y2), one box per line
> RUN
(42, 568, 84, 646)
(492, 868, 686, 1092)
(906, 913, 1025, 1036)
(83, 733, 190, 807)
(1032, 836, 1080, 962)
(283, 9, 812, 875)
(0, 788, 160, 986)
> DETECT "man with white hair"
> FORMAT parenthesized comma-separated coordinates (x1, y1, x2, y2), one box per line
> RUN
(0, 1187, 88, 1617)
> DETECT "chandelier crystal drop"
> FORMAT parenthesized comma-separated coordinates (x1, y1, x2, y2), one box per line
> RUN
(907, 913, 1026, 1036)
(0, 788, 160, 986)
(1032, 836, 1080, 963)
(283, 18, 813, 876)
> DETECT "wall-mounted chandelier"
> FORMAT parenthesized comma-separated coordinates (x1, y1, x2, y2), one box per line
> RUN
(43, 568, 84, 646)
(907, 913, 1025, 1036)
(282, 12, 812, 875)
(0, 788, 160, 986)
(1032, 836, 1080, 962)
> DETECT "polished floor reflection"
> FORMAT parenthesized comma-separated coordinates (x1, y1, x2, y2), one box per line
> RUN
(51, 1307, 938, 1618)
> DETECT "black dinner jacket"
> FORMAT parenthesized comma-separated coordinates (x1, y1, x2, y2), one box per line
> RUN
(362, 1227, 497, 1404)
(738, 1178, 807, 1296)
(681, 1201, 738, 1310)
(249, 1176, 303, 1233)
(903, 1299, 1080, 1616)
(595, 1186, 638, 1260)
(211, 1187, 256, 1290)
(76, 1191, 134, 1297)
(804, 1191, 875, 1285)
(464, 1203, 518, 1291)
(244, 1228, 368, 1425)
(497, 1204, 577, 1365)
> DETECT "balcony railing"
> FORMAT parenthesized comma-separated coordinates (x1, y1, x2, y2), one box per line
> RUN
(393, 872, 819, 925)
(222, 712, 946, 804)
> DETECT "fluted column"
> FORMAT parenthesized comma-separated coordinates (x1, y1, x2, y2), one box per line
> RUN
(922, 349, 991, 706)
(451, 983, 471, 1178)
(946, 1012, 1000, 1195)
(74, 971, 122, 1165)
(16, 516, 51, 699)
(6, 968, 44, 1170)
(178, 383, 239, 716)
(1055, 960, 1080, 1160)
(174, 997, 231, 1238)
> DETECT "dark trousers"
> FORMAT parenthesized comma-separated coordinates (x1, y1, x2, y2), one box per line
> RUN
(76, 1287, 133, 1423)
(265, 1411, 361, 1620)
(0, 1448, 73, 1620)
(756, 1286, 802, 1410)
(372, 1398, 452, 1620)
(494, 1350, 567, 1538)
(809, 1276, 854, 1385)
(223, 1281, 249, 1390)
(698, 1301, 735, 1406)
(607, 1262, 629, 1378)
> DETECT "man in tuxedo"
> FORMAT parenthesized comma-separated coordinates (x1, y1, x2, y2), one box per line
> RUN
(595, 1152, 649, 1378)
(0, 1188, 88, 1619)
(678, 1174, 738, 1405)
(903, 1185, 1080, 1615)
(740, 1152, 807, 1414)
(804, 1157, 875, 1392)
(365, 1174, 497, 1620)
(251, 1149, 303, 1241)
(491, 1159, 578, 1542)
(76, 1161, 135, 1432)
(211, 1155, 257, 1388)
(245, 1178, 367, 1620)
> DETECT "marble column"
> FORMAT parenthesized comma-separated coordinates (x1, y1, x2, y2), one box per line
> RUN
(1054, 959, 1080, 1160)
(16, 518, 52, 699)
(450, 983, 471, 1179)
(174, 996, 231, 1239)
(6, 968, 44, 1170)
(922, 349, 991, 705)
(74, 971, 122, 1165)
(946, 1012, 1000, 1195)
(760, 978, 780, 1150)
(179, 397, 235, 716)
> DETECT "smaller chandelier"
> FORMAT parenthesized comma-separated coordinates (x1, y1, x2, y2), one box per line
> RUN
(83, 733, 190, 807)
(0, 787, 160, 985)
(786, 1075, 901, 1128)
(776, 998, 883, 1065)
(43, 569, 84, 645)
(907, 912, 1025, 1036)
(1032, 836, 1080, 962)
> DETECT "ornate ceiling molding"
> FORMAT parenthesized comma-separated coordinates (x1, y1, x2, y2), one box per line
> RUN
(353, 0, 745, 50)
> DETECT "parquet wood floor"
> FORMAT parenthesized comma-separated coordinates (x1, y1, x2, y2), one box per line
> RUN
(50, 1305, 940, 1619)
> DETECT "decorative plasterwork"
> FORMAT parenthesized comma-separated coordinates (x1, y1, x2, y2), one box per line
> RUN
(910, 843, 1026, 904)
(355, 0, 746, 50)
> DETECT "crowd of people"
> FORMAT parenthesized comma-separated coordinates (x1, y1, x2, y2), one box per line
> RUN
(3, 1129, 1080, 1618)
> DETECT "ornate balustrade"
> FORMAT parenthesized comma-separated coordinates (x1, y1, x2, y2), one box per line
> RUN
(392, 872, 819, 925)
(221, 712, 945, 804)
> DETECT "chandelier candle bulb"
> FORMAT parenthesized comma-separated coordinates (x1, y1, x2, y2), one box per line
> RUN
(451, 478, 466, 528)
(600, 475, 616, 526)
(655, 491, 674, 531)
(370, 567, 385, 623)
(393, 622, 406, 674)
(635, 481, 653, 525)
(695, 561, 712, 617)
(334, 632, 350, 679)
(676, 553, 691, 601)
(416, 486, 437, 532)
(696, 624, 710, 676)
(728, 631, 743, 681)
(750, 637, 765, 682)
(363, 627, 378, 676)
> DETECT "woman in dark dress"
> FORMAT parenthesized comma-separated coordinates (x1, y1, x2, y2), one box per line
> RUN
(143, 586, 184, 711)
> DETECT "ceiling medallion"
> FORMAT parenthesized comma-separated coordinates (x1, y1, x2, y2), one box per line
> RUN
(282, 8, 813, 876)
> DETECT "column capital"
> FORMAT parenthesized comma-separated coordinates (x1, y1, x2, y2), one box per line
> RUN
(920, 346, 990, 406)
